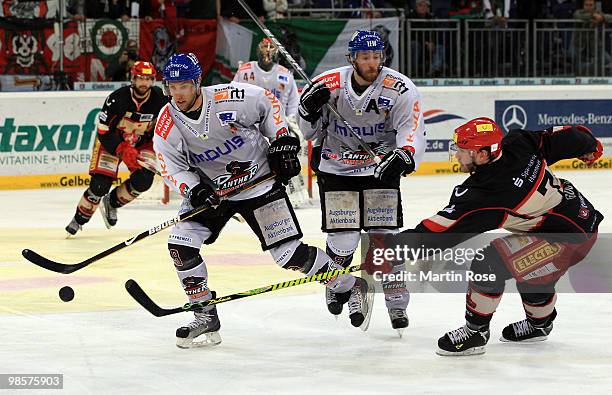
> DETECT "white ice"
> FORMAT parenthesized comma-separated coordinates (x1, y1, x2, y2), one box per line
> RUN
(1, 171, 611, 394)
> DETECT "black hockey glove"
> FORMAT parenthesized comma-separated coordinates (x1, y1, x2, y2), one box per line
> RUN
(188, 181, 220, 208)
(374, 148, 416, 184)
(298, 80, 331, 123)
(268, 134, 301, 184)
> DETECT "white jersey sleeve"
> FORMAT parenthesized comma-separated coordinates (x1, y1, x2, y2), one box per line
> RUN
(257, 88, 289, 141)
(285, 74, 299, 118)
(153, 105, 201, 196)
(389, 79, 426, 169)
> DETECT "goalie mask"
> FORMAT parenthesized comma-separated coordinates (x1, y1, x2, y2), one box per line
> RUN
(257, 38, 279, 71)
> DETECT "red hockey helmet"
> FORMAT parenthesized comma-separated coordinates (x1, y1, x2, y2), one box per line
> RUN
(131, 61, 156, 78)
(452, 117, 504, 158)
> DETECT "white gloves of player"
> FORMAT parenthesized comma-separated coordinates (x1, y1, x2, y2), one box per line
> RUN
(374, 148, 416, 184)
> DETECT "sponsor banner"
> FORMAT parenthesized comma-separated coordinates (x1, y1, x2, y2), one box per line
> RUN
(0, 172, 129, 190)
(413, 77, 612, 86)
(413, 158, 612, 176)
(494, 99, 612, 137)
(0, 91, 110, 178)
(418, 85, 612, 162)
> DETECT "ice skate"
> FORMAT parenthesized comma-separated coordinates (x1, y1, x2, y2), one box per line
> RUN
(176, 305, 221, 349)
(437, 325, 490, 356)
(325, 287, 351, 318)
(99, 194, 117, 229)
(65, 216, 82, 238)
(500, 319, 553, 343)
(347, 277, 375, 331)
(388, 309, 409, 338)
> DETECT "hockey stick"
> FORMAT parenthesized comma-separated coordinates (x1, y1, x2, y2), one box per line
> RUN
(236, 0, 380, 164)
(125, 265, 363, 317)
(21, 173, 274, 274)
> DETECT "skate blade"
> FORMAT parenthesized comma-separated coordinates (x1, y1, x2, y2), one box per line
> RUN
(436, 346, 486, 356)
(396, 328, 404, 338)
(98, 203, 114, 229)
(66, 232, 76, 239)
(176, 331, 222, 349)
(359, 281, 376, 332)
(499, 335, 548, 343)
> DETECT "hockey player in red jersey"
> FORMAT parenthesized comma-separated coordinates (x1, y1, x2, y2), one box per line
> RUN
(397, 117, 603, 355)
(65, 61, 168, 236)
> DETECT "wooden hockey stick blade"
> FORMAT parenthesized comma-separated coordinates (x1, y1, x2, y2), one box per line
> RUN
(125, 265, 363, 317)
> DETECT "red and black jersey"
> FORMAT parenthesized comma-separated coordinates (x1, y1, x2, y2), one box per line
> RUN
(414, 126, 603, 247)
(97, 86, 168, 155)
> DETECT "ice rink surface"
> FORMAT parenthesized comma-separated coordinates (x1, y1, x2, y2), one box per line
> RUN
(1, 170, 611, 394)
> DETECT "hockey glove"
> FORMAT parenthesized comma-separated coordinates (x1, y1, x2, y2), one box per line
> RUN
(374, 147, 416, 184)
(298, 80, 330, 123)
(268, 133, 301, 184)
(188, 181, 220, 208)
(116, 142, 141, 170)
(575, 125, 603, 166)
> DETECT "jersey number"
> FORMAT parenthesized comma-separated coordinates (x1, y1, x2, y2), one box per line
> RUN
(243, 72, 255, 81)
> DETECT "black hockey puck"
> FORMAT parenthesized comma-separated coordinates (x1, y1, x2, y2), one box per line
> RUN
(59, 286, 74, 302)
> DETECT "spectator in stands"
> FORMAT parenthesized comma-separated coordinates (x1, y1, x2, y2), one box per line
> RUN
(67, 0, 86, 20)
(551, 0, 577, 18)
(141, 0, 177, 21)
(409, 0, 445, 77)
(221, 0, 265, 23)
(85, 0, 131, 20)
(449, 0, 483, 19)
(106, 39, 139, 81)
(574, 0, 612, 27)
(263, 0, 288, 18)
(572, 0, 612, 73)
(514, 0, 547, 20)
(483, 0, 518, 27)
(185, 0, 219, 19)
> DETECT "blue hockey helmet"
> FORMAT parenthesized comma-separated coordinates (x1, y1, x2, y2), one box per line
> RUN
(162, 53, 202, 95)
(348, 30, 385, 55)
(347, 30, 386, 72)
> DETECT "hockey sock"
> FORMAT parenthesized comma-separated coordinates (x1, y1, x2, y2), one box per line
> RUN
(75, 189, 102, 224)
(109, 181, 141, 208)
(522, 293, 557, 327)
(382, 262, 410, 310)
(465, 286, 503, 330)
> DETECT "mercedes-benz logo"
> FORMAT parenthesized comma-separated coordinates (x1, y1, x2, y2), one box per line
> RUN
(501, 105, 527, 132)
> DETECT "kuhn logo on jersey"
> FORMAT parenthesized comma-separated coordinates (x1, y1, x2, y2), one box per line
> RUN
(213, 161, 259, 196)
(265, 89, 283, 125)
(155, 107, 174, 140)
(216, 111, 237, 126)
(189, 136, 245, 164)
(316, 72, 341, 91)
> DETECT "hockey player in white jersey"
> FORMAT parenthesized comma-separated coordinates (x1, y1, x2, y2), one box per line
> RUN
(233, 38, 309, 207)
(297, 30, 426, 334)
(153, 53, 373, 348)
